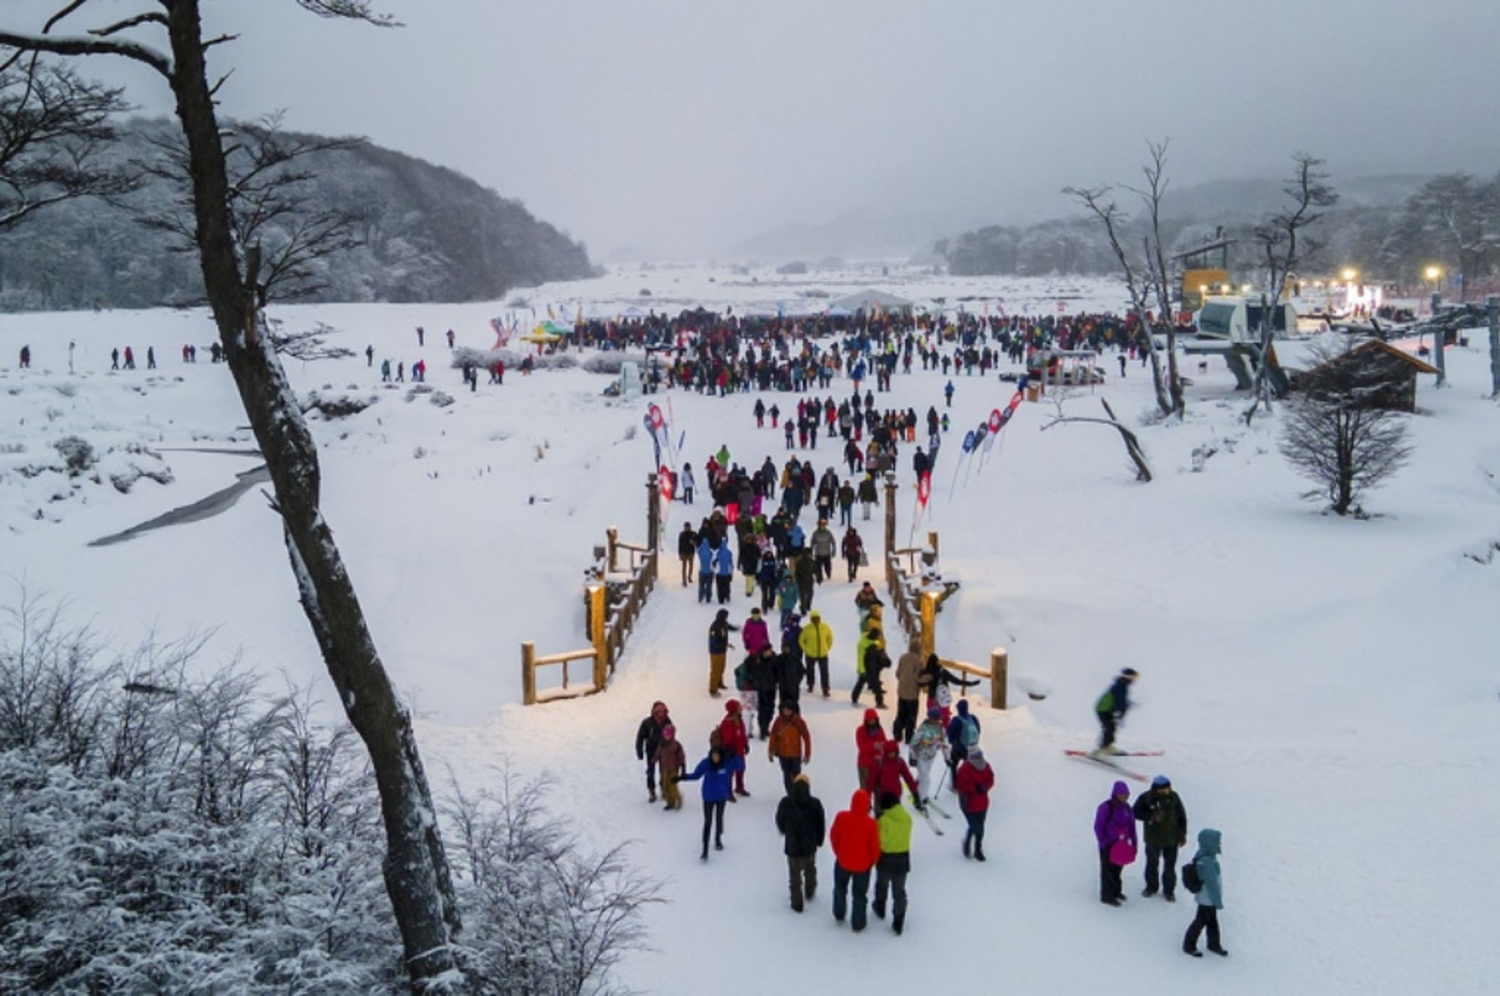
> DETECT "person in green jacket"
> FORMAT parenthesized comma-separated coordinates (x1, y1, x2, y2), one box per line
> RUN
(1183, 828, 1228, 957)
(873, 791, 913, 935)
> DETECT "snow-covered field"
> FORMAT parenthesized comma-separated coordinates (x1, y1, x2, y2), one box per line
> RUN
(2, 265, 1497, 994)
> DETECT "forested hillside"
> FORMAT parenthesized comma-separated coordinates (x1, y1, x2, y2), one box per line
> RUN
(0, 117, 597, 311)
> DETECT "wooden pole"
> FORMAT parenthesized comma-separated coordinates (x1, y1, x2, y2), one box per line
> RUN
(920, 590, 936, 659)
(646, 473, 660, 571)
(883, 472, 897, 555)
(522, 641, 537, 706)
(990, 647, 1008, 710)
(606, 527, 618, 573)
(589, 584, 608, 689)
(928, 530, 939, 567)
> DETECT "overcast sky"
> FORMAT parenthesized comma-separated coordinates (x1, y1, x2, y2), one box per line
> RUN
(11, 0, 1500, 258)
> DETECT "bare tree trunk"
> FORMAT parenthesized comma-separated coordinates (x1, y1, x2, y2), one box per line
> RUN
(157, 6, 461, 989)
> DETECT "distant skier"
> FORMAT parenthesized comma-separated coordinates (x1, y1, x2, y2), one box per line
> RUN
(1093, 667, 1139, 755)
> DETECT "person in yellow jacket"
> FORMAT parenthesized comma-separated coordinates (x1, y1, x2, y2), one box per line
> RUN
(798, 609, 835, 697)
(874, 791, 913, 935)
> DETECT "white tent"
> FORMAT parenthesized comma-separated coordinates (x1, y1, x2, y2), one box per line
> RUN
(828, 288, 915, 314)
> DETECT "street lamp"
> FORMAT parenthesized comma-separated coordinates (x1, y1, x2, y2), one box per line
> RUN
(1425, 265, 1446, 386)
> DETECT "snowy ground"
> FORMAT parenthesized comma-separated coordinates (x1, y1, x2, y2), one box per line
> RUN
(2, 265, 1497, 994)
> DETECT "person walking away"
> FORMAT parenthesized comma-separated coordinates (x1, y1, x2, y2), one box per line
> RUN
(1094, 667, 1138, 755)
(867, 740, 920, 815)
(676, 745, 743, 860)
(909, 706, 947, 806)
(798, 609, 834, 697)
(892, 637, 924, 744)
(775, 773, 826, 913)
(1183, 828, 1229, 957)
(748, 644, 780, 739)
(1094, 780, 1137, 905)
(707, 609, 737, 696)
(681, 463, 695, 504)
(852, 616, 887, 709)
(854, 708, 887, 789)
(793, 549, 816, 614)
(873, 792, 913, 934)
(718, 700, 751, 798)
(654, 725, 686, 811)
(713, 539, 735, 605)
(696, 535, 715, 604)
(956, 747, 994, 860)
(829, 789, 881, 932)
(634, 701, 671, 803)
(678, 522, 698, 587)
(946, 698, 981, 784)
(854, 580, 882, 624)
(768, 701, 813, 793)
(1134, 775, 1188, 901)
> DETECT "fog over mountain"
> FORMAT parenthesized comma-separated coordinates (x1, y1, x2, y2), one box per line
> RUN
(6, 0, 1496, 264)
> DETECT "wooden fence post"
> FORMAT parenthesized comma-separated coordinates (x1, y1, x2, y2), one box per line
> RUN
(990, 647, 1008, 710)
(588, 583, 608, 689)
(646, 473, 660, 574)
(928, 530, 939, 566)
(606, 527, 618, 573)
(522, 641, 537, 706)
(920, 590, 937, 659)
(883, 473, 897, 555)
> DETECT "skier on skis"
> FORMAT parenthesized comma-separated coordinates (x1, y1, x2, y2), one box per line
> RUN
(1094, 667, 1139, 755)
(909, 706, 948, 807)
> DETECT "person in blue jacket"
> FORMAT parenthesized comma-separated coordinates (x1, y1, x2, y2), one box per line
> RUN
(696, 536, 716, 604)
(1183, 828, 1228, 957)
(713, 540, 735, 605)
(677, 745, 745, 861)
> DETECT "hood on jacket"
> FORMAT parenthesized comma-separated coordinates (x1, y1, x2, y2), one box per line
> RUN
(714, 608, 729, 621)
(1112, 780, 1130, 799)
(863, 708, 880, 725)
(726, 700, 740, 714)
(849, 788, 872, 813)
(1198, 828, 1222, 855)
(955, 699, 970, 716)
(651, 701, 668, 722)
(791, 776, 811, 803)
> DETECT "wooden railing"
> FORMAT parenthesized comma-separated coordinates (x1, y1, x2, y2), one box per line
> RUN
(882, 529, 1006, 708)
(522, 526, 659, 706)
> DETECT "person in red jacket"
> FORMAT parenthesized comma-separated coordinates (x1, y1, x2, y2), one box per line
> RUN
(955, 747, 995, 861)
(854, 708, 887, 789)
(867, 740, 921, 815)
(718, 700, 751, 798)
(829, 788, 882, 932)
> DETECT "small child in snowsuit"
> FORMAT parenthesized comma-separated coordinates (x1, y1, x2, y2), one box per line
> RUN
(655, 725, 686, 811)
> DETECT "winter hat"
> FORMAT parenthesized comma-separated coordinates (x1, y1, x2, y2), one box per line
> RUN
(1112, 780, 1130, 798)
(793, 773, 811, 788)
(1121, 667, 1139, 679)
(715, 608, 728, 620)
(726, 700, 740, 714)
(809, 610, 820, 619)
(884, 739, 900, 756)
(968, 748, 986, 768)
(750, 607, 761, 616)
(927, 705, 943, 719)
(1152, 775, 1171, 789)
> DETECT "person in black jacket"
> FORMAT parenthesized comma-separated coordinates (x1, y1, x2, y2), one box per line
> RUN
(708, 610, 737, 697)
(678, 522, 698, 587)
(774, 773, 827, 913)
(634, 701, 672, 803)
(747, 645, 780, 739)
(1133, 775, 1188, 901)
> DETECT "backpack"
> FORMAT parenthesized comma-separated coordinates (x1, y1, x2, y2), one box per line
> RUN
(1096, 690, 1115, 714)
(960, 715, 980, 749)
(1181, 860, 1204, 894)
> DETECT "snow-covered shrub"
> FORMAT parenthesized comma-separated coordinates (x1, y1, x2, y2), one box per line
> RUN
(53, 435, 96, 475)
(97, 444, 174, 494)
(0, 594, 401, 994)
(446, 769, 661, 996)
(303, 391, 377, 418)
(429, 391, 455, 408)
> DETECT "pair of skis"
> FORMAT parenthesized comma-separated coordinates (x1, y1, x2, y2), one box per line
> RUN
(912, 795, 951, 835)
(1064, 749, 1164, 783)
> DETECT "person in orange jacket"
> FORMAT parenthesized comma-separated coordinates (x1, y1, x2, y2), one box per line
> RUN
(829, 788, 882, 932)
(767, 702, 813, 793)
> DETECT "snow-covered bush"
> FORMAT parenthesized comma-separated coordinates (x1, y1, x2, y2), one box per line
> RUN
(446, 769, 661, 996)
(53, 435, 96, 475)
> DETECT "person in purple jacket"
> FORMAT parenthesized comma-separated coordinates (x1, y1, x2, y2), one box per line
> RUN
(677, 745, 745, 861)
(1094, 780, 1138, 906)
